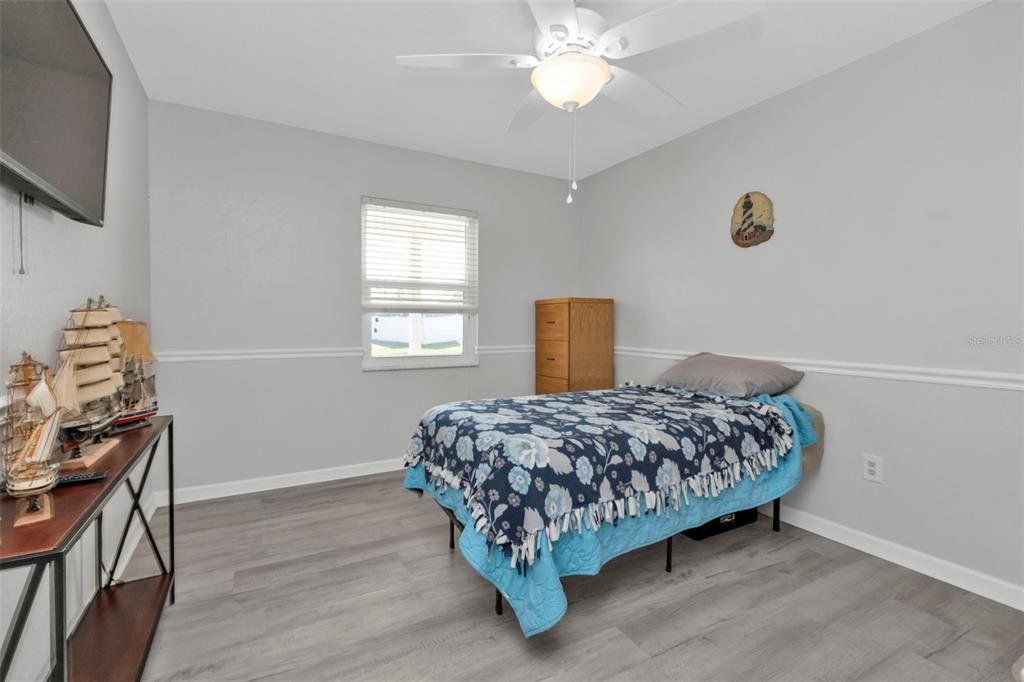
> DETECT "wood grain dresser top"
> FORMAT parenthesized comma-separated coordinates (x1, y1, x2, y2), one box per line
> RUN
(535, 297, 614, 305)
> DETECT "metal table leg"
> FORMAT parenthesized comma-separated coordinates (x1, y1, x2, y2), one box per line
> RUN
(95, 512, 104, 589)
(169, 420, 176, 604)
(772, 498, 781, 532)
(51, 555, 67, 682)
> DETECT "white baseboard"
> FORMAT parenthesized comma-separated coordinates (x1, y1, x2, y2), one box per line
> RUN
(150, 458, 403, 507)
(144, 459, 1022, 613)
(768, 503, 1024, 612)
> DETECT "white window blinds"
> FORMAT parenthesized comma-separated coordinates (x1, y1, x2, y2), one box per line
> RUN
(361, 198, 479, 312)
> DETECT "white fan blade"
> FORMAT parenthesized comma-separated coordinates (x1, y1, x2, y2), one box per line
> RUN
(598, 1, 761, 59)
(508, 90, 549, 132)
(527, 0, 579, 40)
(396, 54, 538, 69)
(602, 66, 681, 117)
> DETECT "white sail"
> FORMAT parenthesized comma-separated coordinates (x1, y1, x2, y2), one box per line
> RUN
(9, 409, 61, 467)
(60, 345, 110, 365)
(25, 379, 57, 418)
(78, 379, 117, 404)
(107, 340, 122, 355)
(6, 432, 29, 455)
(76, 363, 113, 386)
(26, 410, 62, 463)
(117, 321, 157, 363)
(5, 409, 61, 496)
(138, 367, 149, 401)
(52, 357, 80, 414)
(105, 306, 124, 323)
(70, 309, 113, 328)
(63, 328, 112, 346)
(5, 384, 28, 405)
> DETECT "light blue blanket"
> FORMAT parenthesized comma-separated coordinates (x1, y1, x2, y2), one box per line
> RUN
(404, 393, 817, 637)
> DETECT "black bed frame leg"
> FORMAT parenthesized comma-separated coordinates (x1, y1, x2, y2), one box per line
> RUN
(495, 588, 503, 615)
(772, 498, 781, 532)
(449, 519, 455, 549)
(665, 535, 673, 572)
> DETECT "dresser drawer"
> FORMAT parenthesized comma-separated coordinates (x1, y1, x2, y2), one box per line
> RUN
(536, 375, 569, 395)
(536, 340, 569, 379)
(535, 303, 569, 341)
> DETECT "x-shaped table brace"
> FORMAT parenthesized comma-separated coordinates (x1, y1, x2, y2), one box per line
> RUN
(0, 430, 174, 682)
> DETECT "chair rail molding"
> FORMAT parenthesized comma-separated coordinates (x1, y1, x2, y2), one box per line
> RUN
(153, 345, 1022, 390)
(158, 347, 362, 362)
(614, 346, 1024, 392)
(157, 345, 534, 363)
(478, 344, 534, 355)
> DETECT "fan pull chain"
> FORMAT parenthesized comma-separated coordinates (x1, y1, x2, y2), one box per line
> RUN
(566, 110, 577, 204)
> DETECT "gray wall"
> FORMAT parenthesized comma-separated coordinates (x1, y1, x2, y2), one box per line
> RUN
(0, 2, 162, 680)
(579, 2, 1023, 590)
(147, 100, 580, 490)
(1, 16, 150, 370)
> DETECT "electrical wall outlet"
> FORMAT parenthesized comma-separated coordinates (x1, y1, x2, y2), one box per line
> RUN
(863, 454, 884, 484)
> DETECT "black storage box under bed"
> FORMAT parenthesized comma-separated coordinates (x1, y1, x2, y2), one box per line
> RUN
(683, 507, 760, 540)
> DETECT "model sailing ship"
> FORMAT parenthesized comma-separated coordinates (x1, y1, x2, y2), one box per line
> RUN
(114, 319, 158, 428)
(2, 354, 65, 522)
(53, 297, 159, 469)
(57, 297, 124, 442)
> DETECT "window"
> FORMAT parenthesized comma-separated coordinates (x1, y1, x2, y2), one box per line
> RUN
(361, 197, 478, 370)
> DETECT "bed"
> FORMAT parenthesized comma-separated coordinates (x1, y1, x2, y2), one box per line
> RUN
(403, 385, 820, 637)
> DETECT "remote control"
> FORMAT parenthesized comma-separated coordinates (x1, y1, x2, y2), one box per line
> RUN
(56, 471, 107, 487)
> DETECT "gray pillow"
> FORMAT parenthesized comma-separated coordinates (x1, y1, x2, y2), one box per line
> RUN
(657, 352, 803, 397)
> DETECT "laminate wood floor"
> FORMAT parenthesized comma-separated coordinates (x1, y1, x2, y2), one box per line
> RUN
(125, 472, 1024, 681)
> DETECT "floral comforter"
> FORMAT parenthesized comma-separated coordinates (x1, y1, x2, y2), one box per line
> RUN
(404, 386, 794, 567)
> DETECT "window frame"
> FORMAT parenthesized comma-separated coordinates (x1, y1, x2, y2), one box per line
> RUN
(360, 197, 479, 371)
(361, 311, 478, 371)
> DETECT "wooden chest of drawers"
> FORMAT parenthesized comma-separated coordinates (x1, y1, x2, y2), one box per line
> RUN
(535, 298, 614, 394)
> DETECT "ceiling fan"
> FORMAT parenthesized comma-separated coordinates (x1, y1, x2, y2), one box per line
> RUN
(396, 0, 761, 200)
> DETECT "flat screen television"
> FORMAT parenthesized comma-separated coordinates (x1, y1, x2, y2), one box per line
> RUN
(1, 0, 112, 227)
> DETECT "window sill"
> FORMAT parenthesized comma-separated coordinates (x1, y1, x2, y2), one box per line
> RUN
(361, 356, 479, 372)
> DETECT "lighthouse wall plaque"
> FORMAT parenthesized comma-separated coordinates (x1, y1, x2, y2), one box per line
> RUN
(730, 191, 775, 247)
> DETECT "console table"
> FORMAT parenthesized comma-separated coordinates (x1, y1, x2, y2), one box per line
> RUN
(1, 416, 175, 682)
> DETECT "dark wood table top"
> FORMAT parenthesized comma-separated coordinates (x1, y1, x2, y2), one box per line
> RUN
(1, 416, 172, 566)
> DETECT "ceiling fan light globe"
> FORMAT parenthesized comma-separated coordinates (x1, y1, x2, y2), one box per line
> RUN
(530, 53, 611, 111)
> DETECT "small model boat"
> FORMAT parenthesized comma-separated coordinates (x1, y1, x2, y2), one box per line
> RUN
(114, 320, 158, 429)
(3, 354, 62, 522)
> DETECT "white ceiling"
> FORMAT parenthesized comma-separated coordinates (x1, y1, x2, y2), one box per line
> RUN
(107, 0, 983, 179)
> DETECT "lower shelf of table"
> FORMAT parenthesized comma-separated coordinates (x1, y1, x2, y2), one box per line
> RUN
(68, 574, 173, 681)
